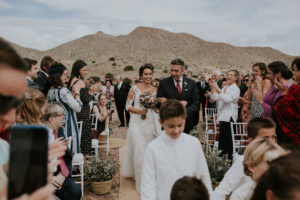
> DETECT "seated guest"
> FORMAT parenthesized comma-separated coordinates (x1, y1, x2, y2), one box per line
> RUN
(250, 151, 300, 200)
(170, 176, 209, 200)
(35, 56, 55, 92)
(241, 138, 287, 200)
(92, 93, 109, 135)
(42, 102, 82, 200)
(24, 57, 39, 88)
(141, 99, 212, 200)
(212, 117, 277, 200)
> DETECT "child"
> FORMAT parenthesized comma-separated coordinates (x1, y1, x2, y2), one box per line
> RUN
(171, 176, 209, 200)
(141, 99, 212, 200)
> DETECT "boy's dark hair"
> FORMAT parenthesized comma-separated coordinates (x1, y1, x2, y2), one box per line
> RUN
(171, 58, 185, 67)
(40, 56, 54, 72)
(159, 99, 186, 122)
(170, 176, 209, 200)
(247, 117, 276, 139)
(0, 38, 26, 72)
(24, 57, 37, 71)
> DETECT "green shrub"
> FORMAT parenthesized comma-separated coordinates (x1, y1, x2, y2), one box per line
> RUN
(112, 63, 116, 66)
(105, 73, 114, 80)
(124, 65, 134, 71)
(109, 57, 115, 61)
(163, 68, 168, 73)
(123, 77, 132, 85)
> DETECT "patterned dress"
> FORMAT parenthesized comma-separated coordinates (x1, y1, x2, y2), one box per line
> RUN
(77, 87, 94, 155)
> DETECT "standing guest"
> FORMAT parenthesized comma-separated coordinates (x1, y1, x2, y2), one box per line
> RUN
(273, 58, 300, 147)
(212, 70, 222, 89)
(171, 176, 209, 200)
(157, 58, 199, 133)
(187, 71, 193, 79)
(210, 70, 240, 159)
(212, 117, 278, 200)
(42, 102, 82, 200)
(239, 74, 252, 123)
(250, 152, 300, 200)
(114, 75, 131, 127)
(239, 72, 248, 97)
(45, 63, 83, 154)
(250, 62, 272, 118)
(24, 58, 39, 88)
(102, 79, 115, 121)
(253, 61, 292, 119)
(141, 99, 212, 200)
(92, 93, 110, 135)
(68, 60, 94, 156)
(221, 78, 227, 88)
(196, 75, 209, 120)
(35, 56, 55, 92)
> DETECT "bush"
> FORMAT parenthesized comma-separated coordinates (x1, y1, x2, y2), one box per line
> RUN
(123, 77, 132, 85)
(109, 57, 115, 61)
(112, 63, 116, 66)
(92, 60, 96, 63)
(105, 73, 114, 80)
(163, 68, 168, 73)
(124, 65, 134, 71)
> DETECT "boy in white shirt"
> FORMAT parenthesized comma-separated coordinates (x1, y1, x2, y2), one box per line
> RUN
(141, 99, 212, 200)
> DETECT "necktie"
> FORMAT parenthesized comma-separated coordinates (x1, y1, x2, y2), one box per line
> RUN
(176, 80, 181, 95)
(53, 130, 69, 177)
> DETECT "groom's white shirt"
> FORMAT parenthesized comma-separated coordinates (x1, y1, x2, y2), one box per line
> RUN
(141, 131, 212, 200)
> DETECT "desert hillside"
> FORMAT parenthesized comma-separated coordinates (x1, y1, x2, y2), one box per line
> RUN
(2, 26, 295, 81)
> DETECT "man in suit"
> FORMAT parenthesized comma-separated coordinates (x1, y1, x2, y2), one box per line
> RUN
(157, 59, 199, 133)
(24, 57, 39, 88)
(114, 75, 131, 127)
(196, 75, 210, 121)
(34, 56, 55, 92)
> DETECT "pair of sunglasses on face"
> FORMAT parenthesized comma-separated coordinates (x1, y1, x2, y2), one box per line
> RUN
(0, 93, 25, 114)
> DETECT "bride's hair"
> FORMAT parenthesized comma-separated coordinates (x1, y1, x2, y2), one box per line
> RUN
(159, 99, 186, 122)
(139, 63, 154, 80)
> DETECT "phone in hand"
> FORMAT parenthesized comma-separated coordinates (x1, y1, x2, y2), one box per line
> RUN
(8, 124, 48, 199)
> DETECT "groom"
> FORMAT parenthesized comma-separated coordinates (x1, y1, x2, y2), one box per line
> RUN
(157, 58, 199, 133)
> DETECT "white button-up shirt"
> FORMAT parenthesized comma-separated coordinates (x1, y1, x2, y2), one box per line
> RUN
(210, 83, 240, 122)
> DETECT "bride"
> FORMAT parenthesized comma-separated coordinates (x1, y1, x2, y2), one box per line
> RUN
(122, 63, 161, 193)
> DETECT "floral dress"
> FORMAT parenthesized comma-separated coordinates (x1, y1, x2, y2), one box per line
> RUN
(241, 93, 252, 123)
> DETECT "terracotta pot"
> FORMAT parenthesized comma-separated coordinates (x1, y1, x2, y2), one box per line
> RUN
(91, 179, 113, 194)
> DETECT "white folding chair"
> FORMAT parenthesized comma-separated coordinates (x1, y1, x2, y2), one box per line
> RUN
(99, 126, 110, 156)
(77, 121, 83, 140)
(90, 114, 99, 158)
(230, 122, 248, 162)
(212, 113, 219, 149)
(204, 108, 217, 132)
(204, 108, 217, 153)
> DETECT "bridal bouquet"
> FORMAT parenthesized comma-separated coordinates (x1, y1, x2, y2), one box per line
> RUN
(139, 92, 158, 120)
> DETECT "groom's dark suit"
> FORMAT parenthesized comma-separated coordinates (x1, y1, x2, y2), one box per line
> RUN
(157, 76, 199, 133)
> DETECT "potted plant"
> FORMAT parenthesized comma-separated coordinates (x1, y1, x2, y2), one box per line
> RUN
(205, 147, 231, 188)
(85, 157, 120, 194)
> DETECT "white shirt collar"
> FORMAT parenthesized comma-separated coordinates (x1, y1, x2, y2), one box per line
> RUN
(27, 76, 33, 81)
(161, 130, 184, 144)
(173, 76, 183, 87)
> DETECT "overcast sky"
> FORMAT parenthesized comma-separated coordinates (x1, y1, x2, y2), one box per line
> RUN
(0, 0, 299, 56)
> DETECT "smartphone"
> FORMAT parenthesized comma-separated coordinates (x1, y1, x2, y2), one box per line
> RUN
(8, 124, 48, 199)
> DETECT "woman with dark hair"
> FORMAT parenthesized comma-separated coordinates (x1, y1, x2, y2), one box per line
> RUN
(46, 63, 83, 154)
(239, 74, 252, 123)
(68, 60, 94, 155)
(252, 61, 292, 119)
(250, 63, 272, 118)
(250, 152, 300, 200)
(102, 79, 114, 121)
(273, 58, 300, 147)
(122, 63, 161, 193)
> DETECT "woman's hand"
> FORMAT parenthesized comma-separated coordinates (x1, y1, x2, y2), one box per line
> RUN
(139, 108, 147, 115)
(274, 78, 288, 95)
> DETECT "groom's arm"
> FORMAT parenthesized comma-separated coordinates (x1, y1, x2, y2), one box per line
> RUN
(157, 79, 166, 98)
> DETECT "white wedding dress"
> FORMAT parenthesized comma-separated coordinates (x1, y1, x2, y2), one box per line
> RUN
(122, 85, 162, 193)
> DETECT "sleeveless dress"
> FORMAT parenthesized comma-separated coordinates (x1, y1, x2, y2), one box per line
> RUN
(122, 85, 162, 193)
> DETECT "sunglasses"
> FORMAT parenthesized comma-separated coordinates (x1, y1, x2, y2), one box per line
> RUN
(244, 79, 250, 82)
(0, 93, 25, 115)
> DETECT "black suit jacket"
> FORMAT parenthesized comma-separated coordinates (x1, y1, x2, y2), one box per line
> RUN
(157, 76, 199, 117)
(196, 81, 209, 104)
(34, 71, 48, 92)
(114, 82, 131, 106)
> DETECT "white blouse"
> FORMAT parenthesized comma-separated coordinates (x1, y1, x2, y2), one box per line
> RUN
(141, 132, 212, 200)
(210, 83, 240, 122)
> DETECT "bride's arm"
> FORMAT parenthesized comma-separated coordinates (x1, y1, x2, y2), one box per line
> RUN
(126, 87, 147, 115)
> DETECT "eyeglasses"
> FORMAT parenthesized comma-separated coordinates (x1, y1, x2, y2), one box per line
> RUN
(0, 93, 25, 115)
(244, 79, 250, 82)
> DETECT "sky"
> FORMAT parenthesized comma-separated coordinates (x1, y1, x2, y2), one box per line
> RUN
(0, 0, 299, 56)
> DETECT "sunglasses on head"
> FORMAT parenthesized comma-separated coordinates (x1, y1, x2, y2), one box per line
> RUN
(0, 93, 25, 115)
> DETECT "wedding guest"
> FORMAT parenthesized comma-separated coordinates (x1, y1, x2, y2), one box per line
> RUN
(68, 60, 94, 155)
(42, 102, 82, 199)
(114, 75, 131, 127)
(171, 176, 209, 200)
(250, 62, 272, 118)
(187, 71, 193, 79)
(196, 75, 209, 120)
(212, 117, 277, 200)
(24, 57, 39, 88)
(35, 56, 55, 92)
(157, 58, 199, 133)
(92, 93, 109, 135)
(141, 99, 212, 200)
(253, 61, 292, 119)
(242, 138, 287, 199)
(212, 70, 222, 89)
(102, 79, 114, 121)
(45, 63, 83, 154)
(221, 78, 227, 88)
(210, 69, 240, 159)
(250, 151, 300, 200)
(273, 58, 300, 147)
(239, 74, 252, 123)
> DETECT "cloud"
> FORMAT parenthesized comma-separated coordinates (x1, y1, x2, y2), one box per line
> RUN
(0, 0, 12, 8)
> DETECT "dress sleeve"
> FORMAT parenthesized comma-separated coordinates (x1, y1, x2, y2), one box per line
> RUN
(60, 88, 83, 112)
(125, 87, 135, 111)
(141, 146, 157, 200)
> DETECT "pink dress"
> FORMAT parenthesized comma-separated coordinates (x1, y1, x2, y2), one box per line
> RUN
(241, 93, 252, 123)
